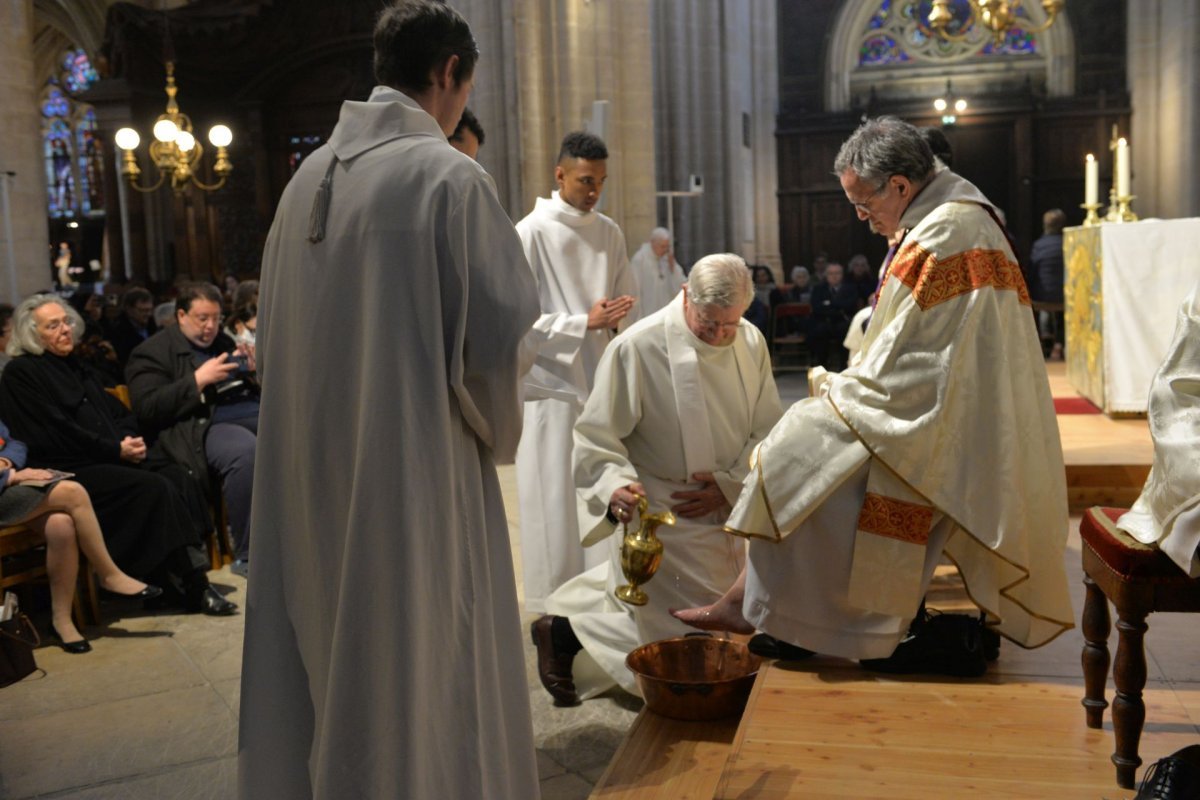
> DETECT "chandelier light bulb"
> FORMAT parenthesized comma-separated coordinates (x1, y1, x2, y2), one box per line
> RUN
(208, 124, 233, 148)
(175, 130, 196, 152)
(954, 98, 968, 112)
(933, 98, 948, 112)
(114, 127, 141, 151)
(153, 118, 179, 143)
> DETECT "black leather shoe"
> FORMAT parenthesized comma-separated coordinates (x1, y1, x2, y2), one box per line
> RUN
(51, 633, 92, 654)
(1136, 744, 1200, 799)
(860, 612, 988, 678)
(199, 585, 238, 616)
(530, 615, 579, 706)
(748, 633, 815, 661)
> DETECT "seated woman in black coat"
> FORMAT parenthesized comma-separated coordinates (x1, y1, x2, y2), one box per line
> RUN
(0, 419, 162, 652)
(0, 294, 235, 616)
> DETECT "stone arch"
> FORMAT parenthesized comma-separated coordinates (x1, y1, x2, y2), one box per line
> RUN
(825, 0, 1075, 112)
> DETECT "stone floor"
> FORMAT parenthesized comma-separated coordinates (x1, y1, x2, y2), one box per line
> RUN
(0, 371, 823, 800)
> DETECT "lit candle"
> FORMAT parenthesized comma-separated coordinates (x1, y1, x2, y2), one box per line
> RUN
(1116, 137, 1131, 197)
(1085, 153, 1098, 206)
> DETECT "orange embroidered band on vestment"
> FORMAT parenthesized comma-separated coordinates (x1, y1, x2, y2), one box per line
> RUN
(857, 492, 934, 545)
(887, 243, 1031, 311)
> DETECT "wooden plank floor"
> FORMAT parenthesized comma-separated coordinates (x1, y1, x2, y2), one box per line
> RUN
(714, 658, 1199, 799)
(589, 710, 739, 799)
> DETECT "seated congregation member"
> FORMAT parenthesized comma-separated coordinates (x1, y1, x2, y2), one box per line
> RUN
(0, 419, 161, 652)
(674, 117, 1073, 670)
(127, 283, 258, 578)
(67, 290, 122, 385)
(0, 294, 235, 615)
(108, 287, 158, 366)
(1117, 281, 1200, 576)
(532, 254, 783, 704)
(809, 262, 859, 371)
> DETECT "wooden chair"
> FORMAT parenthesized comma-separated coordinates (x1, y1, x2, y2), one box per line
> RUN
(770, 302, 811, 372)
(207, 489, 236, 571)
(1080, 506, 1200, 789)
(0, 524, 100, 628)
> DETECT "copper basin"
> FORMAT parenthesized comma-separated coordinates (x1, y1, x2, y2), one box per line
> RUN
(626, 635, 761, 721)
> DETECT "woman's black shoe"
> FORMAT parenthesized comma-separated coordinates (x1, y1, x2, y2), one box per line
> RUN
(199, 586, 238, 616)
(57, 637, 92, 654)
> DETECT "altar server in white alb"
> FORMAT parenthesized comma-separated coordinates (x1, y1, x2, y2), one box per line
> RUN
(1118, 281, 1200, 576)
(530, 254, 782, 704)
(629, 227, 687, 315)
(516, 131, 638, 612)
(239, 3, 540, 798)
(675, 117, 1075, 661)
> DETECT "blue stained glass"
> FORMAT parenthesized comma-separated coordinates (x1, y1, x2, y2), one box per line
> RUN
(868, 0, 892, 29)
(45, 119, 75, 219)
(982, 27, 1037, 54)
(76, 108, 104, 216)
(860, 35, 911, 66)
(61, 49, 98, 95)
(41, 86, 70, 119)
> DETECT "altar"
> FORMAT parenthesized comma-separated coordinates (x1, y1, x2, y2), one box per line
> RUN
(1064, 217, 1200, 415)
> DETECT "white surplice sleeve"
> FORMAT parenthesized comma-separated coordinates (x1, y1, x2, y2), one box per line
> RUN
(573, 338, 642, 547)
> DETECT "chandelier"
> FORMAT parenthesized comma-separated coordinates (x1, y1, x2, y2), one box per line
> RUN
(928, 0, 1065, 45)
(114, 61, 232, 195)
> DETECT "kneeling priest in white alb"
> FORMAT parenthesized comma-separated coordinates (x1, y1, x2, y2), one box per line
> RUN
(530, 253, 782, 704)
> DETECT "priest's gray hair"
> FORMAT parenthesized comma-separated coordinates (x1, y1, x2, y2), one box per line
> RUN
(833, 116, 935, 189)
(9, 294, 82, 357)
(686, 254, 753, 311)
(649, 227, 670, 243)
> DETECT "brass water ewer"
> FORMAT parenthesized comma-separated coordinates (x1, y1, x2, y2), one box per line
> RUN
(615, 495, 675, 606)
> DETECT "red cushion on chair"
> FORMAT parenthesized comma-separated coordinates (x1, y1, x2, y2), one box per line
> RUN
(1081, 507, 1194, 582)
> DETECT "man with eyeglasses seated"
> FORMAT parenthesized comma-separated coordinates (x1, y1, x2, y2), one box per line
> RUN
(530, 253, 782, 705)
(126, 282, 258, 579)
(672, 116, 1073, 676)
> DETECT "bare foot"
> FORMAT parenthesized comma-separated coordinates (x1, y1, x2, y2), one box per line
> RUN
(100, 573, 150, 596)
(670, 603, 755, 635)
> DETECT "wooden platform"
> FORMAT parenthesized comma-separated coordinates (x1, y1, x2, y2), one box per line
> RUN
(712, 659, 1198, 799)
(1049, 361, 1152, 510)
(589, 362, 1173, 799)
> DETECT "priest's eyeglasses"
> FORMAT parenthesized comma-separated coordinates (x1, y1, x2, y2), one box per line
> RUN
(693, 314, 741, 336)
(848, 181, 889, 214)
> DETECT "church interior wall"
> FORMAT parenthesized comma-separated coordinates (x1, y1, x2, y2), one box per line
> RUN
(8, 0, 1196, 295)
(777, 0, 1134, 273)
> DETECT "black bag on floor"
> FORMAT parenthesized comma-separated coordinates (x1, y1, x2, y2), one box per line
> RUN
(0, 612, 40, 688)
(861, 609, 996, 678)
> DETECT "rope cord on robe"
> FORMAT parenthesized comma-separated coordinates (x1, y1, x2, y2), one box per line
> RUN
(307, 156, 338, 244)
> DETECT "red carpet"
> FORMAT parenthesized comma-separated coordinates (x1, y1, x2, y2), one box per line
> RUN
(1054, 396, 1102, 415)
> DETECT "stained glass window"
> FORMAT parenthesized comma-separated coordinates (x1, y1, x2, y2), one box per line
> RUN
(858, 0, 1041, 66)
(40, 50, 106, 219)
(61, 49, 99, 95)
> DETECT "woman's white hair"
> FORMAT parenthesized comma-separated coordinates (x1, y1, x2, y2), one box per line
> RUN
(685, 253, 752, 311)
(8, 294, 83, 357)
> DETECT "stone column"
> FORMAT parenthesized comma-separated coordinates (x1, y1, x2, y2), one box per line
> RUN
(651, 0, 780, 276)
(1128, 0, 1200, 219)
(0, 0, 52, 301)
(512, 0, 656, 247)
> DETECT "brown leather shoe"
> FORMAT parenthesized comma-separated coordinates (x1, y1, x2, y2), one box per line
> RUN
(530, 615, 580, 706)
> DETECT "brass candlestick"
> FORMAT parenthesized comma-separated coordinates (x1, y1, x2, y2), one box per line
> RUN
(615, 495, 675, 606)
(1114, 195, 1138, 223)
(1080, 203, 1102, 226)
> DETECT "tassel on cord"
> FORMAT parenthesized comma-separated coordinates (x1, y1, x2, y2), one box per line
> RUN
(307, 156, 338, 244)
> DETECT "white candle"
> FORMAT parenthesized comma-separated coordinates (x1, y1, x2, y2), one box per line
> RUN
(1085, 153, 1098, 206)
(1116, 137, 1131, 197)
